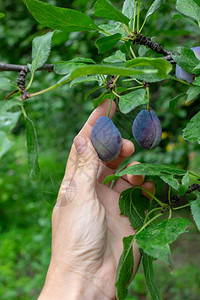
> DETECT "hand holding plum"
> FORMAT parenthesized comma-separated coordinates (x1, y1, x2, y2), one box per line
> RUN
(38, 99, 155, 300)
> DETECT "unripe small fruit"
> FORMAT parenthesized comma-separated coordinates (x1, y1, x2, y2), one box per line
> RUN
(175, 46, 200, 83)
(132, 110, 162, 150)
(91, 116, 122, 162)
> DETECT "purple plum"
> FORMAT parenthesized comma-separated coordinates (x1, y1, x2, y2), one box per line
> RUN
(175, 46, 200, 83)
(91, 116, 122, 162)
(132, 110, 162, 150)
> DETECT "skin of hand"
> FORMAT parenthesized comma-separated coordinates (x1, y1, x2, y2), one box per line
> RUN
(38, 100, 155, 300)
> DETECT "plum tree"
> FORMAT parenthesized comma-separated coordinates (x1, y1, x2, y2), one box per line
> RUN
(175, 46, 200, 83)
(91, 116, 122, 162)
(132, 110, 162, 150)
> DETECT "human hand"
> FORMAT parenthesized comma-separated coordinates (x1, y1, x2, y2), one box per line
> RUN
(38, 100, 155, 300)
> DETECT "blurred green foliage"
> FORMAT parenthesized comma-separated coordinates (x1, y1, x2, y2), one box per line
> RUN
(0, 0, 200, 299)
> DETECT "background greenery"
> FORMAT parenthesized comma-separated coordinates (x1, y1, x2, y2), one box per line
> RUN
(0, 0, 200, 299)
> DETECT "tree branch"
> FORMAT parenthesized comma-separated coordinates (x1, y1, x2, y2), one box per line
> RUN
(170, 182, 200, 204)
(0, 62, 54, 72)
(0, 63, 54, 101)
(129, 33, 175, 64)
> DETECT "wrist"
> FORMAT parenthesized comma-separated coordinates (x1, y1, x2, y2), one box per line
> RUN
(38, 261, 111, 300)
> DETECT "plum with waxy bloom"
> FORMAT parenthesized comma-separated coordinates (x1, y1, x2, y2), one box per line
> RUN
(132, 110, 162, 150)
(91, 116, 122, 162)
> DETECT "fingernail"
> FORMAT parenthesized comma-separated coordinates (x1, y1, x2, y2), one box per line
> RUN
(74, 136, 87, 153)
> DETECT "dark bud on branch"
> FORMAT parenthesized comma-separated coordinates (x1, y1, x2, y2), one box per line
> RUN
(17, 67, 30, 101)
(128, 33, 175, 64)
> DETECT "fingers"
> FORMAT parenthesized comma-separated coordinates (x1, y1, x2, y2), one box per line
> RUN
(57, 144, 77, 199)
(111, 162, 155, 201)
(58, 99, 116, 199)
(103, 139, 135, 170)
(113, 161, 145, 194)
(64, 99, 116, 176)
(79, 99, 116, 137)
(141, 181, 155, 200)
(97, 139, 135, 184)
(122, 162, 145, 186)
(72, 136, 99, 196)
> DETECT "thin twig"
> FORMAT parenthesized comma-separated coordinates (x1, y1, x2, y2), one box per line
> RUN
(4, 89, 19, 100)
(170, 182, 200, 204)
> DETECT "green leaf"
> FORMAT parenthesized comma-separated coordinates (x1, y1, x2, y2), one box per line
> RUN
(0, 13, 5, 18)
(0, 131, 13, 159)
(186, 86, 200, 102)
(160, 172, 189, 195)
(54, 63, 85, 75)
(0, 77, 14, 91)
(138, 45, 149, 57)
(176, 0, 200, 22)
(93, 87, 132, 108)
(146, 0, 164, 19)
(142, 252, 162, 300)
(54, 57, 95, 75)
(29, 31, 54, 74)
(115, 235, 135, 300)
(191, 195, 200, 231)
(93, 0, 130, 26)
(172, 47, 200, 74)
(160, 175, 180, 191)
(57, 64, 157, 85)
(99, 23, 126, 36)
(193, 77, 200, 86)
(119, 89, 147, 114)
(95, 33, 121, 53)
(172, 13, 198, 28)
(136, 218, 190, 265)
(179, 171, 190, 196)
(103, 50, 126, 63)
(66, 57, 96, 64)
(125, 57, 172, 80)
(93, 91, 111, 108)
(122, 0, 135, 20)
(84, 86, 103, 101)
(183, 111, 200, 144)
(0, 99, 21, 112)
(0, 99, 22, 133)
(169, 93, 186, 113)
(0, 111, 21, 134)
(192, 62, 200, 73)
(119, 188, 149, 230)
(23, 0, 100, 32)
(103, 163, 186, 185)
(119, 41, 132, 55)
(70, 75, 99, 87)
(25, 116, 40, 181)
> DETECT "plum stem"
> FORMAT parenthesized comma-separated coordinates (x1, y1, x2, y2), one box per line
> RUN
(136, 213, 163, 235)
(146, 86, 150, 111)
(168, 186, 172, 205)
(132, 1, 137, 32)
(130, 46, 136, 58)
(143, 207, 163, 224)
(133, 186, 166, 207)
(137, 0, 140, 33)
(107, 94, 114, 117)
(112, 90, 120, 98)
(172, 203, 191, 210)
(168, 208, 172, 219)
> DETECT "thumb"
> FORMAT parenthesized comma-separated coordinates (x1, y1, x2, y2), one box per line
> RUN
(73, 136, 99, 194)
